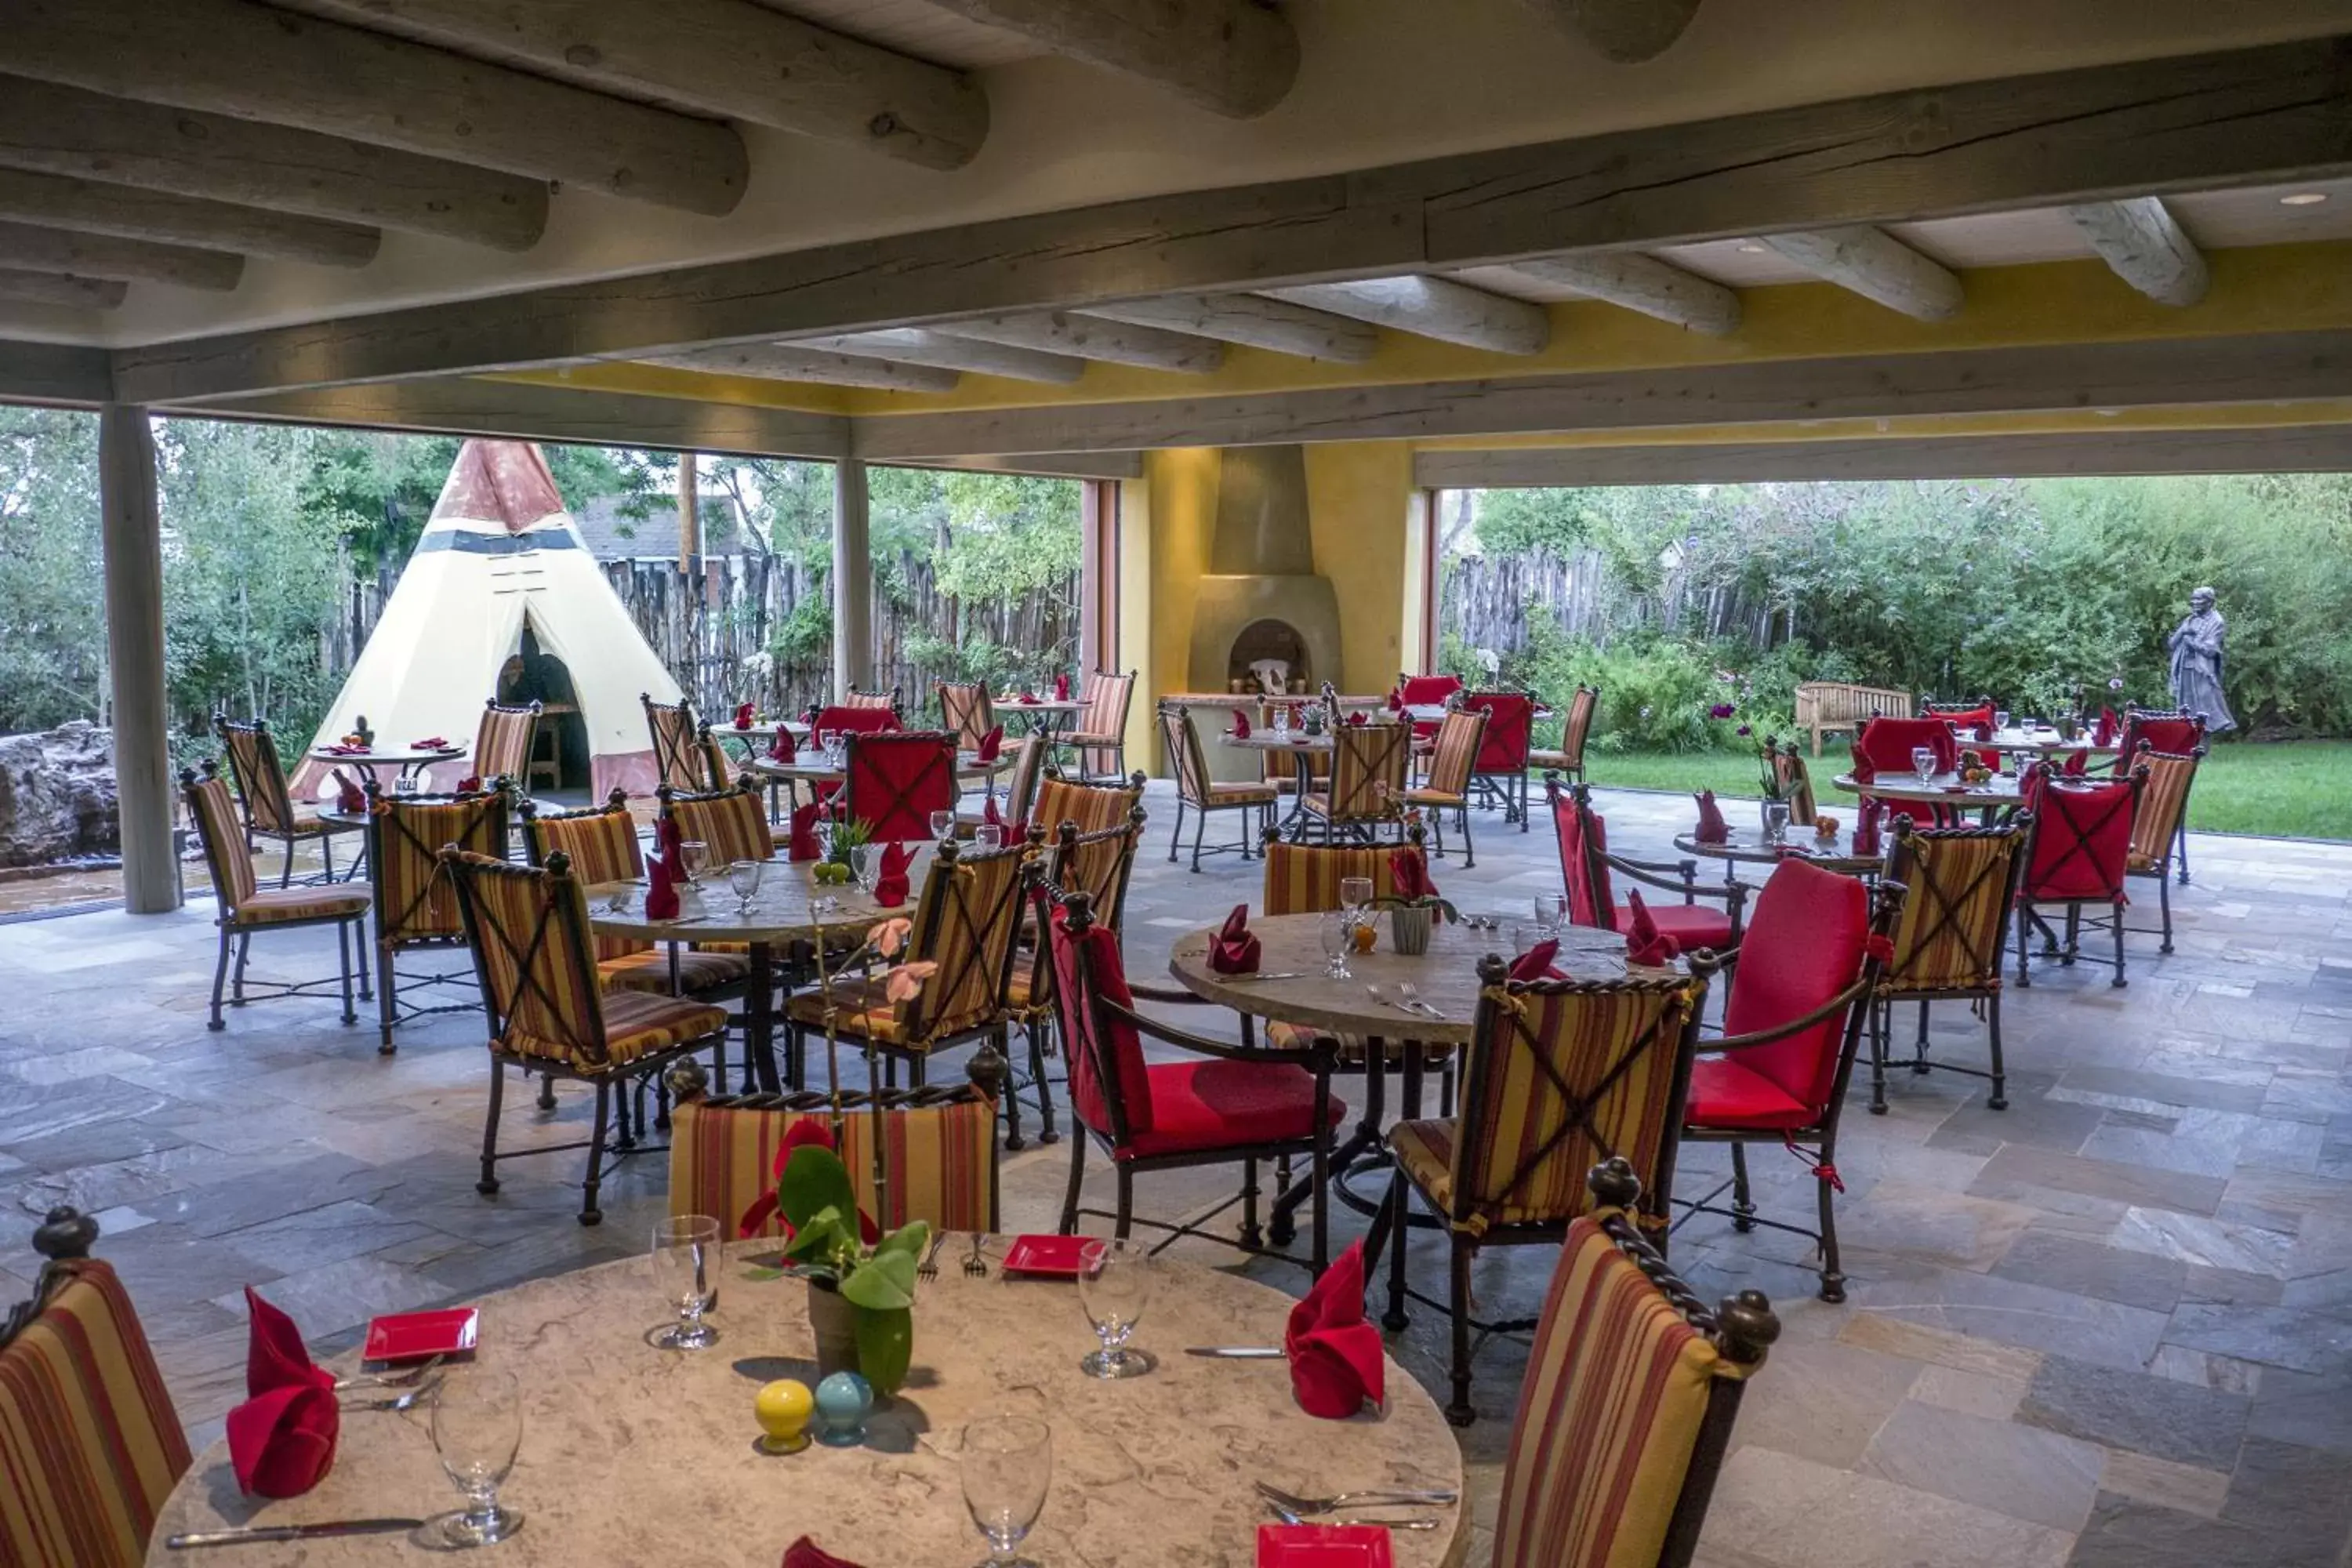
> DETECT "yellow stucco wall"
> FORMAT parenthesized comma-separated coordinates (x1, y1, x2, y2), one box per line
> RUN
(1303, 442, 1417, 696)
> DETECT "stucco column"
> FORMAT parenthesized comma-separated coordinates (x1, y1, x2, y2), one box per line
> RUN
(831, 457, 873, 699)
(100, 405, 180, 913)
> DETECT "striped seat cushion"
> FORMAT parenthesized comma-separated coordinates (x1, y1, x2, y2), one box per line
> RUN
(232, 884, 372, 925)
(597, 949, 753, 996)
(593, 993, 728, 1067)
(1494, 1217, 1720, 1568)
(1388, 1117, 1460, 1213)
(670, 1095, 995, 1236)
(784, 976, 911, 1046)
(0, 1260, 191, 1568)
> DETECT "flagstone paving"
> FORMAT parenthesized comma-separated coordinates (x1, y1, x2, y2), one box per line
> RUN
(2, 781, 2347, 1566)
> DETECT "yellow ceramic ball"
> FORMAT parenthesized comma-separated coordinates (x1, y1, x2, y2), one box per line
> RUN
(755, 1377, 814, 1454)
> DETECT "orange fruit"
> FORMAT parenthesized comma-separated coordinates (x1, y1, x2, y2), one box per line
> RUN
(1351, 922, 1377, 953)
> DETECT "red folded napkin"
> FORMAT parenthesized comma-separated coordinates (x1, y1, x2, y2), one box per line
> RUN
(769, 725, 797, 763)
(323, 742, 366, 756)
(982, 796, 1005, 832)
(787, 800, 822, 862)
(225, 1287, 338, 1498)
(409, 737, 449, 751)
(975, 725, 1003, 764)
(781, 1537, 868, 1568)
(1693, 788, 1729, 844)
(1345, 710, 1367, 726)
(2094, 706, 2118, 747)
(2062, 750, 2088, 776)
(456, 773, 482, 794)
(1054, 672, 1071, 702)
(1849, 749, 1877, 786)
(1385, 687, 1403, 713)
(1508, 938, 1564, 982)
(332, 769, 365, 814)
(1230, 709, 1252, 739)
(1388, 846, 1437, 902)
(1286, 1240, 1385, 1419)
(735, 702, 755, 731)
(873, 842, 913, 908)
(644, 851, 681, 920)
(1623, 889, 1680, 967)
(1018, 690, 1039, 704)
(1207, 904, 1261, 975)
(1850, 801, 1882, 858)
(1287, 702, 1304, 728)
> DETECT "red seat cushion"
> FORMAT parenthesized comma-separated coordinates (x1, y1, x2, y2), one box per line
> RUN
(1049, 906, 1154, 1137)
(1698, 858, 1868, 1125)
(1612, 902, 1733, 951)
(1686, 1055, 1815, 1130)
(1120, 1059, 1345, 1161)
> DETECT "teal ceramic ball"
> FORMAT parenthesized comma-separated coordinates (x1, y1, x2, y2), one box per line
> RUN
(814, 1370, 872, 1446)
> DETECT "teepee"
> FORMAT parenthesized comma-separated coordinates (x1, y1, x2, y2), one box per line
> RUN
(296, 439, 681, 800)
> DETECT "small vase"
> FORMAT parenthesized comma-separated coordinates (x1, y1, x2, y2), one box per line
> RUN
(1389, 905, 1434, 956)
(807, 1280, 862, 1382)
(1760, 799, 1791, 843)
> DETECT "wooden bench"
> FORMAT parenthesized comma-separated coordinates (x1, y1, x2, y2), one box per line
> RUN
(1794, 681, 1912, 755)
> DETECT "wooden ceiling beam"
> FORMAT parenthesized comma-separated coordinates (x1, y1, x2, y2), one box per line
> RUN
(916, 0, 1298, 118)
(0, 77, 546, 252)
(1762, 227, 1963, 321)
(639, 344, 962, 394)
(1516, 0, 1703, 63)
(1076, 293, 1377, 362)
(1505, 253, 1740, 336)
(1261, 276, 1551, 355)
(2066, 197, 2210, 307)
(0, 168, 377, 269)
(939, 313, 1226, 373)
(797, 329, 1083, 384)
(0, 220, 241, 292)
(0, 339, 112, 405)
(0, 267, 127, 310)
(271, 0, 986, 171)
(0, 0, 747, 216)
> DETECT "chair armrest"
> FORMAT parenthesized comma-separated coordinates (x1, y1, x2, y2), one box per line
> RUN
(1129, 982, 1213, 1007)
(1105, 997, 1333, 1068)
(1605, 853, 1749, 915)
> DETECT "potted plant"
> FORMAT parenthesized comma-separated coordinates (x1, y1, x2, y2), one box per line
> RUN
(1372, 838, 1457, 956)
(823, 815, 874, 887)
(1752, 731, 1791, 841)
(756, 1134, 928, 1395)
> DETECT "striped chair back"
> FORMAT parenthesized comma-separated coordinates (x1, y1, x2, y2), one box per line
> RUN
(1261, 837, 1401, 916)
(1159, 702, 1216, 810)
(662, 782, 772, 868)
(212, 715, 299, 835)
(1049, 811, 1145, 932)
(471, 701, 539, 783)
(1880, 818, 2029, 995)
(997, 736, 1047, 830)
(1770, 742, 1817, 826)
(1033, 772, 1142, 840)
(0, 1247, 191, 1568)
(1556, 684, 1599, 772)
(937, 681, 994, 752)
(2124, 746, 2199, 874)
(1422, 709, 1488, 797)
(842, 686, 901, 713)
(1495, 1169, 1774, 1568)
(441, 848, 613, 1070)
(1075, 668, 1135, 743)
(183, 768, 258, 910)
(523, 792, 645, 961)
(697, 728, 739, 795)
(1445, 967, 1704, 1237)
(642, 694, 705, 794)
(1322, 722, 1410, 824)
(899, 842, 1029, 1046)
(369, 789, 513, 946)
(670, 1084, 997, 1236)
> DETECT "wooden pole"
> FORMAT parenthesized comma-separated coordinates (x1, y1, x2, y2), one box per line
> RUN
(677, 452, 700, 574)
(832, 459, 873, 699)
(100, 405, 180, 913)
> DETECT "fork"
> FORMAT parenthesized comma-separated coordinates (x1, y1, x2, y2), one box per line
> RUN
(343, 1374, 442, 1414)
(1394, 982, 1447, 1021)
(1260, 1494, 1443, 1531)
(917, 1231, 949, 1282)
(962, 1233, 989, 1278)
(1256, 1481, 1459, 1515)
(332, 1353, 443, 1392)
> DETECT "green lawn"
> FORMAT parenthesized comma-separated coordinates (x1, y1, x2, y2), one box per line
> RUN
(1570, 740, 2352, 842)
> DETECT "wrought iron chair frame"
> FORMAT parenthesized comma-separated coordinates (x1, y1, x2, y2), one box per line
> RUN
(1551, 775, 1750, 946)
(2015, 764, 2147, 989)
(1159, 700, 1275, 870)
(1004, 806, 1148, 1152)
(1869, 815, 2032, 1116)
(365, 781, 511, 1054)
(1405, 706, 1489, 867)
(2113, 707, 2206, 884)
(1299, 721, 1412, 845)
(1462, 688, 1537, 831)
(471, 699, 543, 787)
(1059, 667, 1137, 783)
(2117, 742, 2203, 953)
(641, 691, 706, 794)
(212, 713, 361, 886)
(1527, 683, 1598, 784)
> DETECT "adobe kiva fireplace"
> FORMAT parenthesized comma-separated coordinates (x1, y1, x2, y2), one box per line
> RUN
(1186, 445, 1342, 695)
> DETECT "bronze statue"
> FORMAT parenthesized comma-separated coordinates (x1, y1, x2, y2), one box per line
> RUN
(2165, 586, 2235, 734)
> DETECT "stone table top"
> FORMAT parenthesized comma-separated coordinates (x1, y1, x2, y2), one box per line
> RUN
(586, 861, 916, 946)
(1969, 727, 2121, 756)
(147, 1243, 1467, 1567)
(307, 746, 465, 769)
(1830, 771, 2027, 808)
(1675, 826, 1882, 874)
(1168, 912, 1642, 1046)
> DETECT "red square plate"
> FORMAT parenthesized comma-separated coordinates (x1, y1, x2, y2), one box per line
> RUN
(1000, 1234, 1095, 1277)
(1258, 1525, 1394, 1567)
(363, 1308, 478, 1363)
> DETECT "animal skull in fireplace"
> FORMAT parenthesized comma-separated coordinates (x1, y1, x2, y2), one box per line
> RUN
(1248, 659, 1291, 696)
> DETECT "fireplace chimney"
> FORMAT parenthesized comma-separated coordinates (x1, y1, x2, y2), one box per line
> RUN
(1187, 446, 1344, 695)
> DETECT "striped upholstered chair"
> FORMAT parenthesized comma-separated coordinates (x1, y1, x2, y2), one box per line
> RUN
(1159, 702, 1276, 871)
(1493, 1161, 1779, 1568)
(1869, 816, 2031, 1116)
(1365, 958, 1708, 1425)
(661, 781, 775, 870)
(1403, 706, 1489, 866)
(470, 700, 541, 789)
(666, 1062, 1000, 1236)
(642, 693, 707, 794)
(523, 791, 752, 1001)
(366, 785, 511, 1054)
(2120, 743, 2201, 953)
(442, 848, 729, 1225)
(212, 713, 363, 886)
(181, 765, 373, 1034)
(1301, 721, 1411, 844)
(1528, 683, 1598, 785)
(1060, 667, 1136, 783)
(0, 1208, 191, 1568)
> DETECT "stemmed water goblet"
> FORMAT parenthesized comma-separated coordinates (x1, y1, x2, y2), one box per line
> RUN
(649, 1214, 720, 1350)
(727, 858, 764, 915)
(975, 824, 1004, 852)
(961, 1414, 1052, 1567)
(1320, 911, 1356, 979)
(1911, 746, 1937, 785)
(1339, 875, 1374, 918)
(426, 1368, 525, 1548)
(931, 809, 956, 842)
(1075, 1239, 1155, 1378)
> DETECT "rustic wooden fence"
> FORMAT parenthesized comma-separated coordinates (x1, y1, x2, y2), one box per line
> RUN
(1439, 548, 1774, 654)
(323, 548, 1080, 723)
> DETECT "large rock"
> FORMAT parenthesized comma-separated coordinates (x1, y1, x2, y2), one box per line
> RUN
(0, 721, 120, 866)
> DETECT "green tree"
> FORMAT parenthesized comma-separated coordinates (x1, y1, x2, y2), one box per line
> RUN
(0, 407, 104, 730)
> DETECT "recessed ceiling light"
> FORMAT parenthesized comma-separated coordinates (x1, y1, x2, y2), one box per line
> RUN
(2281, 192, 2329, 206)
(1737, 242, 1766, 254)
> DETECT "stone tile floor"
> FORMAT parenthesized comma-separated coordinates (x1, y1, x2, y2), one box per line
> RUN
(3, 780, 2348, 1566)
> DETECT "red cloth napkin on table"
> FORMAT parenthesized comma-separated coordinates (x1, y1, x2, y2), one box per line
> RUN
(1345, 710, 1367, 727)
(1386, 687, 1404, 713)
(409, 737, 449, 751)
(786, 800, 822, 862)
(1509, 938, 1564, 982)
(332, 769, 365, 814)
(769, 725, 797, 763)
(782, 1537, 869, 1568)
(1693, 789, 1729, 844)
(1850, 801, 1883, 858)
(1849, 749, 1876, 786)
(1230, 709, 1252, 739)
(975, 725, 1003, 764)
(1623, 889, 1681, 967)
(1207, 904, 1261, 975)
(456, 774, 482, 794)
(1287, 702, 1304, 728)
(644, 851, 681, 920)
(224, 1287, 338, 1498)
(1388, 846, 1438, 902)
(735, 702, 755, 730)
(983, 796, 1006, 833)
(1286, 1240, 1385, 1419)
(2094, 707, 2118, 747)
(2062, 750, 2089, 777)
(873, 842, 913, 908)
(1018, 690, 1039, 704)
(1054, 672, 1071, 702)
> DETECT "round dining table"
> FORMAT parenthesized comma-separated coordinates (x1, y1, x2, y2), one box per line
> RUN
(993, 695, 1085, 735)
(307, 745, 464, 785)
(1674, 824, 1882, 878)
(1830, 771, 2026, 824)
(147, 1243, 1466, 1567)
(590, 864, 913, 1094)
(1962, 725, 2122, 758)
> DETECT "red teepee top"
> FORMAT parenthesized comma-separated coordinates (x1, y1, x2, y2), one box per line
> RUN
(429, 439, 567, 534)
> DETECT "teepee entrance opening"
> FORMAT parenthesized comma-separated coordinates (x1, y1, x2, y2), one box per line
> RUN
(496, 622, 589, 793)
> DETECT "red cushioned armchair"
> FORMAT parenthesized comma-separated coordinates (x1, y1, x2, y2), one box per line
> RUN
(2109, 706, 2205, 882)
(1040, 884, 1340, 1273)
(842, 730, 959, 844)
(1399, 672, 1463, 750)
(2014, 762, 2144, 989)
(1548, 775, 1746, 955)
(1465, 689, 1537, 831)
(1675, 858, 1904, 1301)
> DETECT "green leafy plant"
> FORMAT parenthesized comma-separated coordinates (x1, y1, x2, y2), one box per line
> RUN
(775, 1141, 928, 1394)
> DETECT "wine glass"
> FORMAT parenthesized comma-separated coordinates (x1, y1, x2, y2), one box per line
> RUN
(426, 1367, 525, 1548)
(1075, 1239, 1155, 1378)
(394, 774, 420, 797)
(847, 843, 875, 892)
(727, 858, 764, 914)
(930, 808, 956, 842)
(650, 1214, 720, 1350)
(975, 824, 1004, 852)
(961, 1414, 1052, 1567)
(1534, 892, 1567, 934)
(1993, 710, 2013, 732)
(678, 839, 710, 886)
(1339, 875, 1374, 916)
(1319, 912, 1355, 979)
(1910, 746, 1936, 785)
(1271, 705, 1290, 737)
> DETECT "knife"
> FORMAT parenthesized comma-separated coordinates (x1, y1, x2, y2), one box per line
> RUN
(166, 1519, 423, 1548)
(1185, 1345, 1286, 1358)
(1218, 972, 1305, 983)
